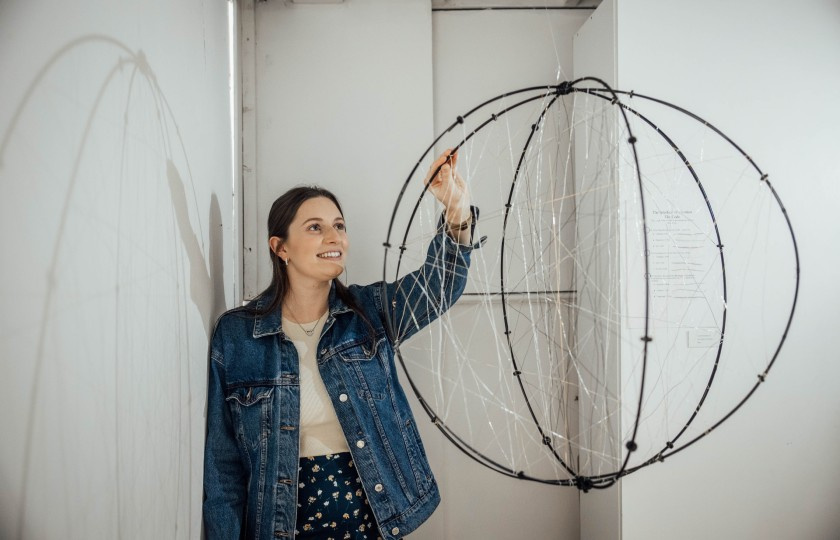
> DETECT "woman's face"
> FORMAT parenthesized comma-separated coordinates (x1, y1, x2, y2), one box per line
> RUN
(272, 196, 348, 286)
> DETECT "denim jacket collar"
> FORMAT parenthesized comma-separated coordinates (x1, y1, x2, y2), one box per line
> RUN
(252, 280, 353, 338)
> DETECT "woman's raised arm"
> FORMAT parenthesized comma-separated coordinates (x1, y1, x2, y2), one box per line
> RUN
(377, 150, 479, 344)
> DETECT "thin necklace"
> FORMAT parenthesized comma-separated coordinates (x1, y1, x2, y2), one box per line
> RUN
(285, 307, 326, 337)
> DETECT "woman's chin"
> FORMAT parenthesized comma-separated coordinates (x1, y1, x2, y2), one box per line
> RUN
(290, 264, 345, 284)
(323, 266, 345, 281)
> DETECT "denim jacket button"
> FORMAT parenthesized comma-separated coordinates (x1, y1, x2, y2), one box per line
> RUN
(320, 348, 327, 355)
(391, 527, 400, 535)
(374, 483, 383, 492)
(356, 440, 365, 449)
(339, 393, 348, 402)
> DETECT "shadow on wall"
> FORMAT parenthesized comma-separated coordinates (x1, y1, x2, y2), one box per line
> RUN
(168, 159, 227, 329)
(0, 35, 225, 539)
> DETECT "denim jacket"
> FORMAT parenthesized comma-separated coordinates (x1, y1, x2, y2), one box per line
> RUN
(203, 216, 478, 540)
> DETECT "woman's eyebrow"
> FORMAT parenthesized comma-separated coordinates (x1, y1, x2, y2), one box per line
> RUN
(301, 216, 344, 225)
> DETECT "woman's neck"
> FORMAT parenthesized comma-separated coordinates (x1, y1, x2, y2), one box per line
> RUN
(282, 279, 331, 323)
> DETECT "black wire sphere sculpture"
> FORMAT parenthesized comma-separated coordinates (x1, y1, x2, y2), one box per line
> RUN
(381, 78, 799, 490)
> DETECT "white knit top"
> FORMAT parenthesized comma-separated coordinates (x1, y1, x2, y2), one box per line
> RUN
(282, 314, 350, 457)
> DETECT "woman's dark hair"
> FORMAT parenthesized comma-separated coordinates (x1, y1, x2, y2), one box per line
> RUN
(249, 186, 376, 341)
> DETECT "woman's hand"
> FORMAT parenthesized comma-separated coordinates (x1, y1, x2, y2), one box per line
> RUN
(424, 148, 471, 221)
(423, 149, 472, 244)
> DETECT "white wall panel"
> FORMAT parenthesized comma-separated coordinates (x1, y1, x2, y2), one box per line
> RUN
(576, 0, 840, 538)
(0, 0, 234, 537)
(573, 3, 622, 539)
(429, 9, 588, 540)
(248, 0, 435, 296)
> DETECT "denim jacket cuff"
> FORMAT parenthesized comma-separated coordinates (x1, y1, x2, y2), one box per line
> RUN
(439, 205, 484, 254)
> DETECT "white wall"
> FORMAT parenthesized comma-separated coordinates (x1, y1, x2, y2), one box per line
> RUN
(430, 9, 586, 540)
(595, 1, 840, 538)
(246, 0, 436, 297)
(0, 1, 235, 538)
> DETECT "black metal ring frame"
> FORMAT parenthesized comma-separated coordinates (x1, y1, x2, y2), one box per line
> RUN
(380, 78, 800, 489)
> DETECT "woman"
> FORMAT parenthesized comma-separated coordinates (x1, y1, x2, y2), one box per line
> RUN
(203, 150, 477, 540)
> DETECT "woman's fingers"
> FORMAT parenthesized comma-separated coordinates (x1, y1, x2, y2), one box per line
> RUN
(447, 149, 458, 171)
(434, 149, 457, 181)
(425, 150, 449, 187)
(424, 150, 467, 208)
(433, 152, 450, 178)
(425, 151, 445, 185)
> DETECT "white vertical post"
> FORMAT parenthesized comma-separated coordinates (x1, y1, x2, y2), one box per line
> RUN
(573, 1, 622, 539)
(239, 0, 259, 301)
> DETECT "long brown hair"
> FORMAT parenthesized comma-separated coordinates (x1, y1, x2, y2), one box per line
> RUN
(250, 186, 376, 341)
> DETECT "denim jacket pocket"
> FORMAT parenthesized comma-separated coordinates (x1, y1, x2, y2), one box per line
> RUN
(335, 335, 384, 361)
(402, 417, 434, 491)
(336, 337, 388, 401)
(225, 385, 274, 450)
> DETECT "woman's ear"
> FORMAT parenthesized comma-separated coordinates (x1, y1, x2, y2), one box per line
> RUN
(269, 236, 285, 258)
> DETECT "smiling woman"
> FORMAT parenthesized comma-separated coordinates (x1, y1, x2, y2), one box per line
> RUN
(203, 151, 479, 540)
(270, 192, 351, 317)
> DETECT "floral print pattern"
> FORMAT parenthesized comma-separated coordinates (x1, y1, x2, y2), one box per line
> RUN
(295, 453, 382, 539)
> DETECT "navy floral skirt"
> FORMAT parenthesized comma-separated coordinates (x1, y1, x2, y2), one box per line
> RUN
(295, 452, 382, 540)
